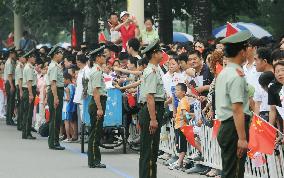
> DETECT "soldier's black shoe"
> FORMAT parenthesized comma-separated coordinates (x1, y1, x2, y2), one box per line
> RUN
(89, 163, 106, 168)
(7, 121, 17, 126)
(31, 127, 37, 132)
(50, 145, 65, 150)
(27, 135, 36, 140)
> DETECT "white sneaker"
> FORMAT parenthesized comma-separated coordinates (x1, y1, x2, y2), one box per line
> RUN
(158, 153, 171, 160)
(62, 138, 72, 143)
(168, 161, 182, 170)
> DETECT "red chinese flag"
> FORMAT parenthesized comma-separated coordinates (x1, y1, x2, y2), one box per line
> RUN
(98, 32, 107, 43)
(180, 125, 195, 147)
(226, 22, 238, 37)
(212, 119, 221, 139)
(160, 50, 169, 66)
(215, 63, 223, 75)
(45, 108, 50, 123)
(71, 20, 77, 48)
(6, 32, 14, 47)
(0, 78, 4, 91)
(191, 87, 199, 96)
(248, 114, 277, 155)
(34, 96, 40, 106)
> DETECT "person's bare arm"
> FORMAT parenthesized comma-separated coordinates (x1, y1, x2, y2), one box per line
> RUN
(51, 80, 58, 108)
(232, 102, 248, 158)
(114, 21, 127, 31)
(116, 80, 141, 90)
(93, 87, 103, 119)
(27, 80, 33, 103)
(8, 74, 14, 92)
(147, 94, 157, 134)
(254, 101, 261, 115)
(18, 79, 23, 99)
(65, 87, 70, 102)
(269, 105, 277, 125)
(113, 67, 142, 76)
(196, 85, 210, 93)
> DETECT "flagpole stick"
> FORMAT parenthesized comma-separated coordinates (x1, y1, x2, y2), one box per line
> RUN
(253, 112, 284, 136)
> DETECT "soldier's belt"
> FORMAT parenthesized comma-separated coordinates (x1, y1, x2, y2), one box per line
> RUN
(222, 114, 251, 123)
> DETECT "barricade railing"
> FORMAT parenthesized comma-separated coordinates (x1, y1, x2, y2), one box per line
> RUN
(159, 124, 284, 178)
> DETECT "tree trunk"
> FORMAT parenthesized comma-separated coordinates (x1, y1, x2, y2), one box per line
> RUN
(84, 0, 99, 45)
(186, 18, 189, 34)
(157, 0, 173, 44)
(192, 0, 212, 40)
(14, 12, 23, 49)
(74, 13, 84, 46)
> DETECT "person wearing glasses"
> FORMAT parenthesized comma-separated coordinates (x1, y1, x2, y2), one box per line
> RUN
(139, 39, 165, 178)
(47, 45, 65, 150)
(87, 46, 107, 168)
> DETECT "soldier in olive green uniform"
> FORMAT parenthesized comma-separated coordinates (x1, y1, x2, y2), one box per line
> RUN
(15, 53, 27, 131)
(22, 49, 37, 139)
(47, 45, 65, 150)
(87, 46, 107, 168)
(4, 48, 17, 125)
(215, 31, 253, 178)
(139, 39, 165, 178)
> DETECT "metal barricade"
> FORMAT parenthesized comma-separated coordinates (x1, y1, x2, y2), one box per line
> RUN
(160, 124, 284, 178)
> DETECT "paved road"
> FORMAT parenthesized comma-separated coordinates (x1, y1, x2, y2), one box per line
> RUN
(0, 119, 205, 178)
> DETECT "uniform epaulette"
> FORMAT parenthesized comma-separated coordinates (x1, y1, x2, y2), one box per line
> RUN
(236, 68, 245, 77)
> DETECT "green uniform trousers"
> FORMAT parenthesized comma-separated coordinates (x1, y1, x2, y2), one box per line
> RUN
(139, 101, 164, 178)
(217, 116, 250, 178)
(5, 81, 15, 124)
(88, 96, 107, 166)
(22, 87, 36, 138)
(16, 86, 23, 130)
(47, 87, 64, 148)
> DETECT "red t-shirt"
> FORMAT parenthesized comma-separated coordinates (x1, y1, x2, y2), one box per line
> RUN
(120, 23, 136, 50)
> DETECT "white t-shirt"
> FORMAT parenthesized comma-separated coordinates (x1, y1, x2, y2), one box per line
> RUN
(253, 85, 270, 112)
(110, 30, 121, 43)
(73, 65, 91, 104)
(162, 72, 174, 111)
(243, 62, 261, 90)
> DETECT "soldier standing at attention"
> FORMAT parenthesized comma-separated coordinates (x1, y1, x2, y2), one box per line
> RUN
(22, 49, 37, 139)
(139, 39, 165, 178)
(15, 52, 27, 131)
(4, 47, 17, 125)
(47, 45, 65, 150)
(87, 46, 107, 168)
(215, 30, 253, 178)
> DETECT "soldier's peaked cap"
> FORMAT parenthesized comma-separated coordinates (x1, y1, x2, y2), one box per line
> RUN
(141, 39, 164, 55)
(47, 44, 63, 57)
(89, 45, 105, 57)
(22, 48, 36, 58)
(220, 30, 252, 44)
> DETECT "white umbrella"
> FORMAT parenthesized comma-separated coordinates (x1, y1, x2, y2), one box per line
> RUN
(213, 22, 272, 38)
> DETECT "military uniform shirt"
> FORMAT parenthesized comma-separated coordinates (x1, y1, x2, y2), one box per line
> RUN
(22, 63, 37, 88)
(4, 58, 15, 81)
(87, 64, 107, 96)
(47, 60, 64, 87)
(140, 63, 165, 103)
(215, 63, 251, 121)
(15, 62, 24, 86)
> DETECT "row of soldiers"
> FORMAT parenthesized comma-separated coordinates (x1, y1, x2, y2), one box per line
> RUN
(3, 29, 251, 177)
(4, 46, 65, 148)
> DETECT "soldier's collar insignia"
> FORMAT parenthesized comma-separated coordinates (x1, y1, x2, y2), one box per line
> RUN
(236, 68, 245, 77)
